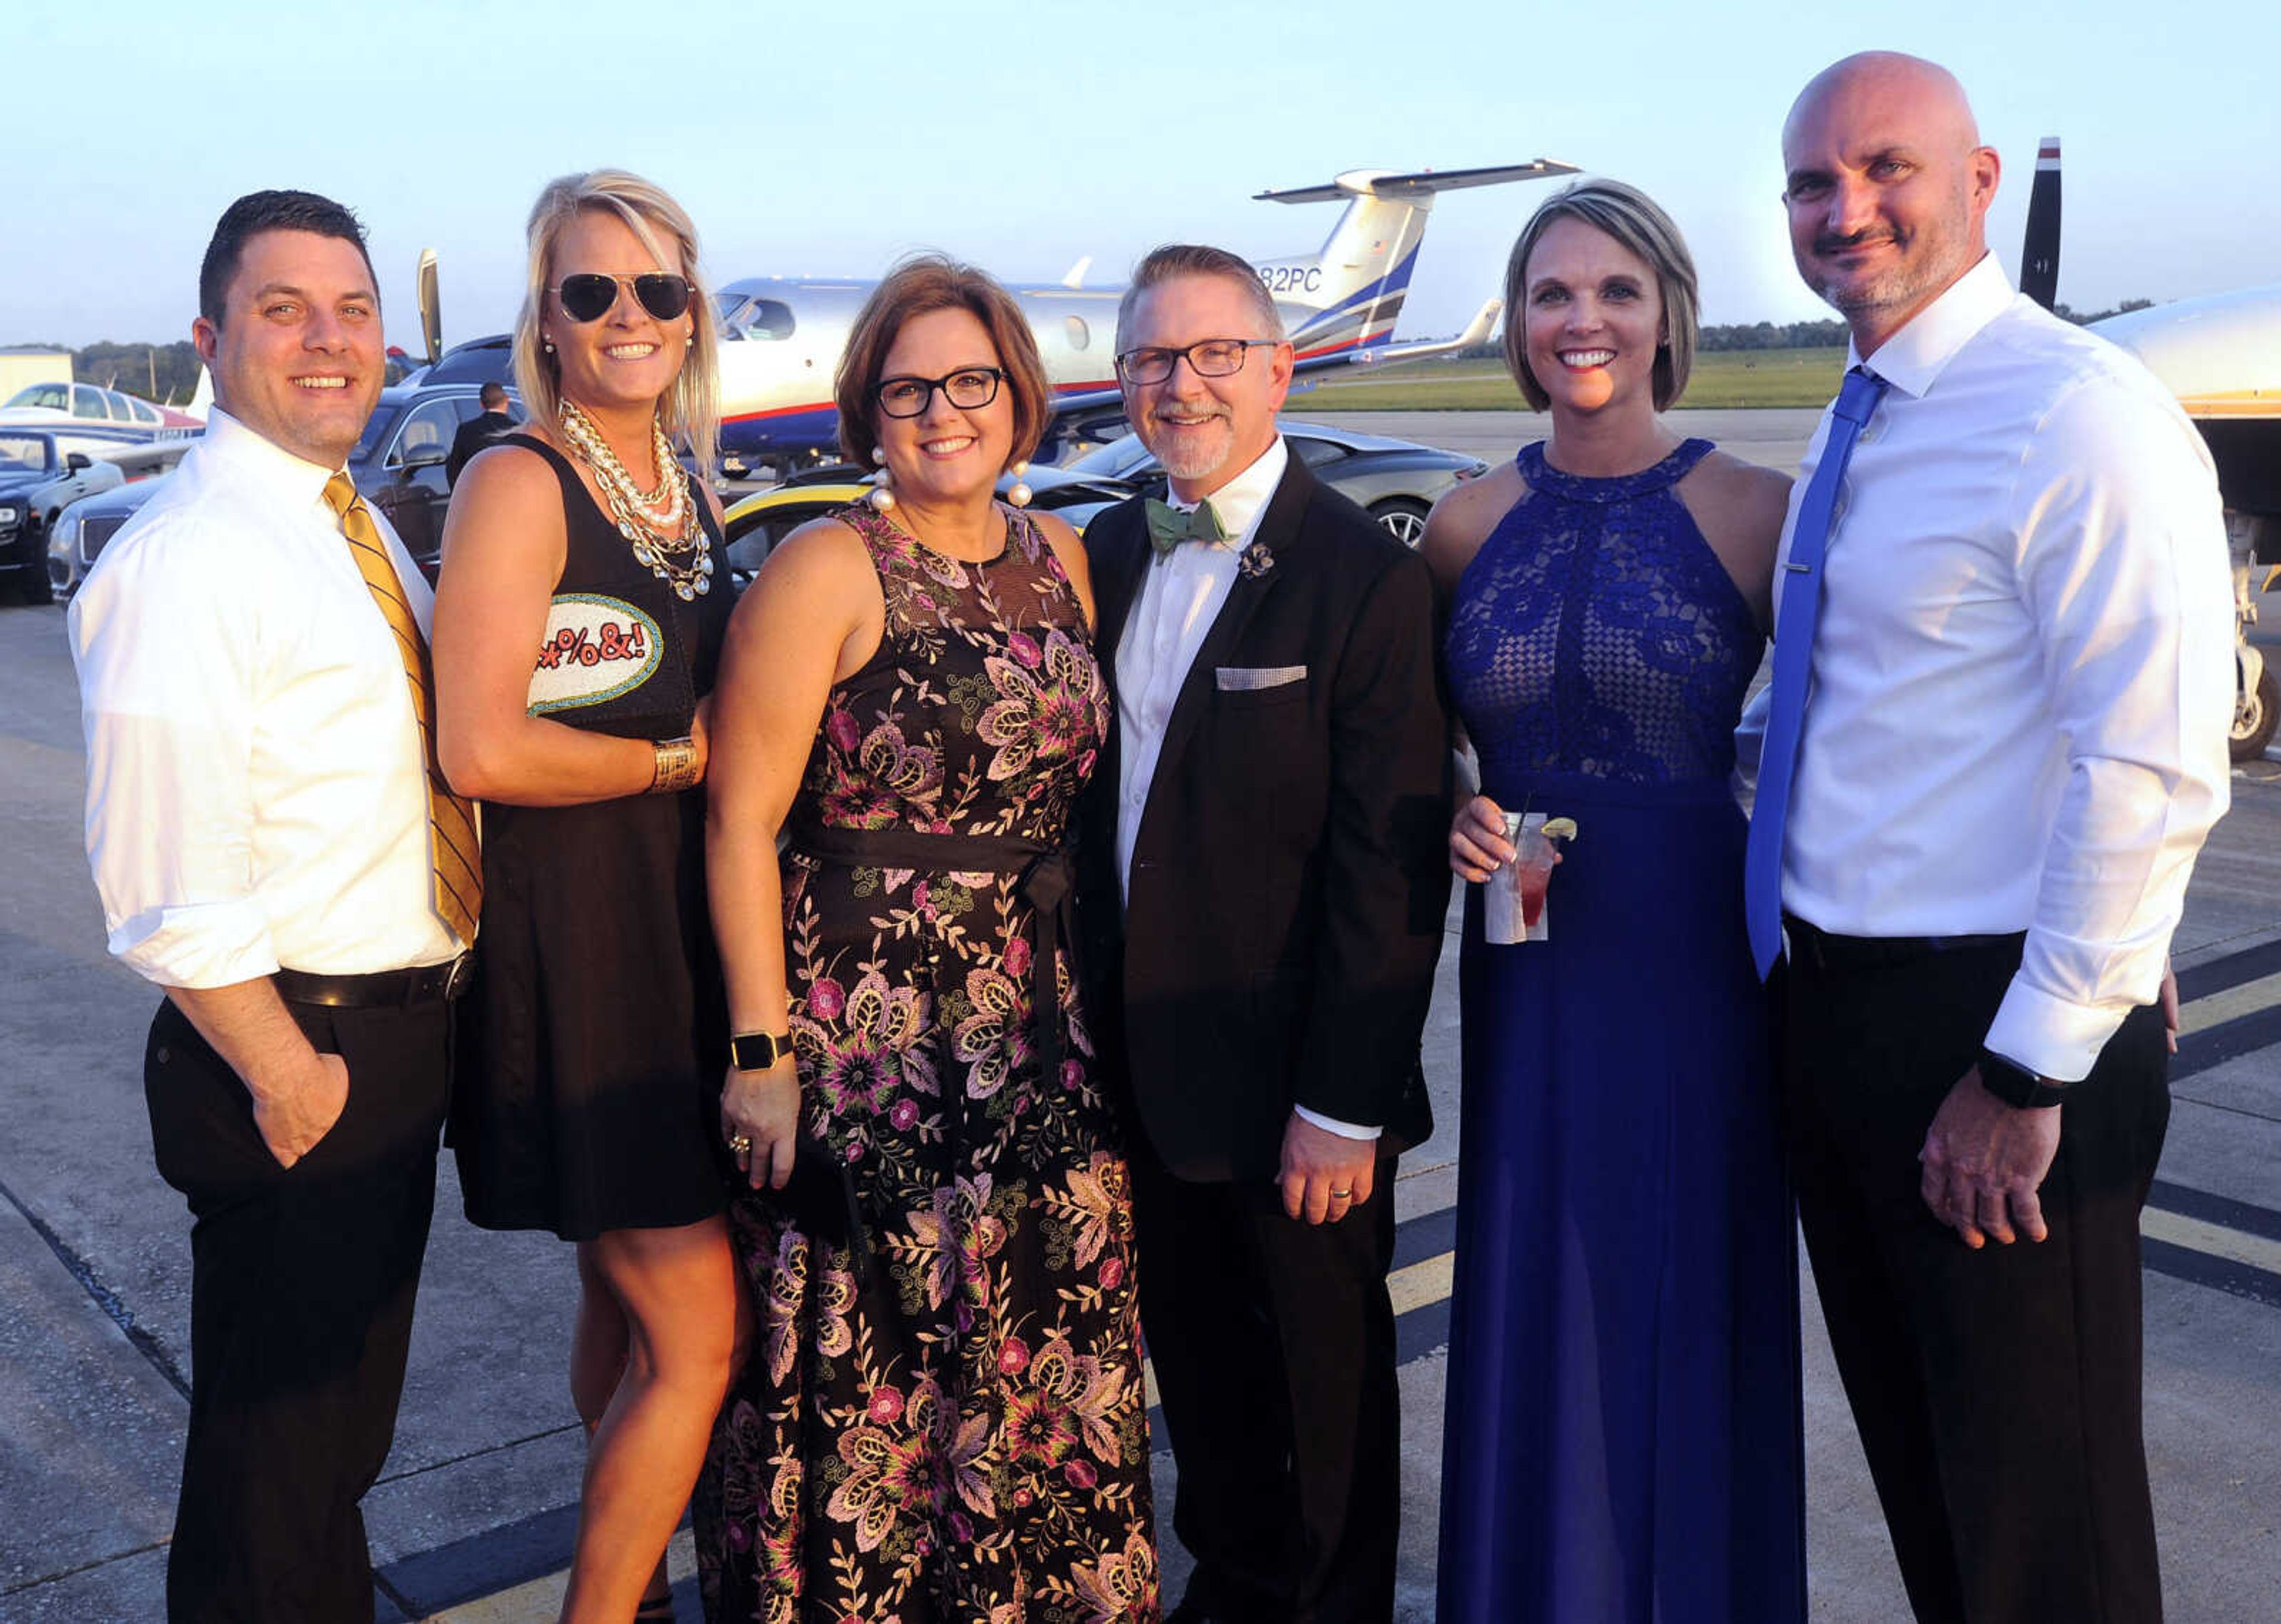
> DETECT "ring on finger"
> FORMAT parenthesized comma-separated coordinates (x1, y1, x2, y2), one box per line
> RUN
(728, 1132, 753, 1156)
(1330, 1187, 1353, 1200)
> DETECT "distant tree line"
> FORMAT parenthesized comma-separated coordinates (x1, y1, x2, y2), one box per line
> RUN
(66, 341, 204, 405)
(1446, 296, 2160, 362)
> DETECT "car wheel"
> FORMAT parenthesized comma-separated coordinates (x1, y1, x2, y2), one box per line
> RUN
(1369, 497, 1430, 547)
(2232, 661, 2279, 762)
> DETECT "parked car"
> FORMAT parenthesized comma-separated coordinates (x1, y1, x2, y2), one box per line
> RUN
(1, 429, 125, 602)
(346, 381, 526, 570)
(1062, 418, 1489, 545)
(45, 476, 164, 601)
(719, 463, 1133, 579)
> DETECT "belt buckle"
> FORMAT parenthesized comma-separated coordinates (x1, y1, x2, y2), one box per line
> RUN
(443, 953, 473, 1002)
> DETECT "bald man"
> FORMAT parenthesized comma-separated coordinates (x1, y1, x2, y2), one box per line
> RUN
(1752, 52, 2231, 1623)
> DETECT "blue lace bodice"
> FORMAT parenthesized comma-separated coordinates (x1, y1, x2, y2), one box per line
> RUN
(1445, 439, 1762, 788)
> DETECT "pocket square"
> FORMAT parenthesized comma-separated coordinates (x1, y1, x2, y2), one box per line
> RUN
(1216, 664, 1307, 691)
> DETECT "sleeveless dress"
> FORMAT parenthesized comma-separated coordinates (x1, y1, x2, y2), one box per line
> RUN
(696, 503, 1158, 1623)
(1436, 441, 1805, 1624)
(449, 434, 732, 1241)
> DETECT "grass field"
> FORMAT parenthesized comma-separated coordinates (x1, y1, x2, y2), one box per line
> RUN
(1290, 347, 1848, 411)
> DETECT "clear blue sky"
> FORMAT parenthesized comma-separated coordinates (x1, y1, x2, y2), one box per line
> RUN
(17, 0, 2276, 351)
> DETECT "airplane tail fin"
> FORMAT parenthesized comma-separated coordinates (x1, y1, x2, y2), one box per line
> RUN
(1251, 162, 1577, 359)
(2021, 138, 2061, 311)
(184, 366, 213, 423)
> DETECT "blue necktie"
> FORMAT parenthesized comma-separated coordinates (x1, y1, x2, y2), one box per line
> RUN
(1744, 366, 1890, 978)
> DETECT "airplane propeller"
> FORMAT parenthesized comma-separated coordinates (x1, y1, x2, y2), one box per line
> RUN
(2021, 137, 2061, 311)
(416, 249, 443, 369)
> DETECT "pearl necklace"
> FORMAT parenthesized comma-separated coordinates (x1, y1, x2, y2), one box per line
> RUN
(558, 399, 713, 600)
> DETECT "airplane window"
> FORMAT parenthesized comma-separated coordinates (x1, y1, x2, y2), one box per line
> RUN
(130, 397, 162, 425)
(743, 300, 795, 342)
(105, 391, 138, 422)
(1064, 315, 1091, 351)
(74, 385, 107, 419)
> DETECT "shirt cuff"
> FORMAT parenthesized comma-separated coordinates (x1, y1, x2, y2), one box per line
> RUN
(1983, 976, 2127, 1085)
(109, 899, 280, 990)
(1294, 1105, 1383, 1141)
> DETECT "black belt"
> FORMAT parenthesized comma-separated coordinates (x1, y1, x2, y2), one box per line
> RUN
(1784, 917, 2021, 971)
(274, 955, 473, 1008)
(789, 819, 1075, 1097)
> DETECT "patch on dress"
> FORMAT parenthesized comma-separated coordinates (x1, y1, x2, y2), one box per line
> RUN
(527, 593, 664, 713)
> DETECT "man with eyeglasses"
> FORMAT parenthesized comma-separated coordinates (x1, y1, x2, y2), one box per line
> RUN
(1075, 243, 1449, 1623)
(69, 191, 470, 1622)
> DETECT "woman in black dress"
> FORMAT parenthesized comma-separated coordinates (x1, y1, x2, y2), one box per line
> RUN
(434, 169, 733, 1623)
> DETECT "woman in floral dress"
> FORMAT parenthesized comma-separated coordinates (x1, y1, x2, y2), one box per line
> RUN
(699, 255, 1157, 1623)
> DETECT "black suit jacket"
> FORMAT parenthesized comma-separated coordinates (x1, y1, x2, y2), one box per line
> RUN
(1076, 456, 1451, 1181)
(445, 410, 517, 485)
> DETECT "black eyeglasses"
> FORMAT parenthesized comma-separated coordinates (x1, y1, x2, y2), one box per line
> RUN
(550, 273, 693, 324)
(873, 368, 1004, 419)
(1114, 338, 1278, 386)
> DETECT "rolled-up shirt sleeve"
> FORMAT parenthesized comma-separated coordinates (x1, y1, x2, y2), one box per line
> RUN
(1985, 380, 2233, 1080)
(70, 515, 279, 988)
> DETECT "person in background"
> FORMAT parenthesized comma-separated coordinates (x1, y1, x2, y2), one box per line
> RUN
(1754, 52, 2231, 1623)
(432, 169, 733, 1624)
(445, 379, 517, 485)
(1431, 179, 1803, 1624)
(71, 189, 474, 1623)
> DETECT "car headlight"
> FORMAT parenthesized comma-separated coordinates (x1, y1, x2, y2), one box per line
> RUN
(49, 514, 78, 562)
(0, 504, 19, 527)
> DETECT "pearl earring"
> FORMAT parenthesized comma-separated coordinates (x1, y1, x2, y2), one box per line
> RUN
(868, 446, 896, 513)
(1007, 459, 1032, 508)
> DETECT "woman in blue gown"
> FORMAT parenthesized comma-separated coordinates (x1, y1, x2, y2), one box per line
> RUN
(1424, 180, 1805, 1624)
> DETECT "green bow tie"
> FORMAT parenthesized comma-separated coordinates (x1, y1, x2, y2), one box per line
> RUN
(1145, 497, 1228, 555)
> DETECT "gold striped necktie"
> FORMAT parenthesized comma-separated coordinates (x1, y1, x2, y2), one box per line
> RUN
(323, 472, 481, 947)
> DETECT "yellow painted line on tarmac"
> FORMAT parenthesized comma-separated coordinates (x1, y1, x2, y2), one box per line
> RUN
(2142, 1206, 2281, 1278)
(1388, 1250, 1455, 1317)
(2178, 969, 2281, 1035)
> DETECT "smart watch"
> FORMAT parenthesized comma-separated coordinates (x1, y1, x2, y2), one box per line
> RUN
(1978, 1049, 2070, 1110)
(730, 1030, 794, 1072)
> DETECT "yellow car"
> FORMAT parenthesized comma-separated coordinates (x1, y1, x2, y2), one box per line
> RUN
(722, 465, 1132, 579)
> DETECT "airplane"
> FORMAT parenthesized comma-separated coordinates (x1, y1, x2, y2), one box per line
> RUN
(702, 161, 1577, 472)
(0, 374, 207, 477)
(2017, 137, 2281, 759)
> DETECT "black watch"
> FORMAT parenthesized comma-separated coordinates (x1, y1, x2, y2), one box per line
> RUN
(1977, 1049, 2070, 1110)
(730, 1030, 793, 1072)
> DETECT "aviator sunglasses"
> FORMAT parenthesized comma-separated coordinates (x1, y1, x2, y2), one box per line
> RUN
(549, 272, 694, 324)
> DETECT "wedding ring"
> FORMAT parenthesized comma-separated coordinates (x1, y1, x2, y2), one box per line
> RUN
(728, 1133, 753, 1156)
(1330, 1187, 1353, 1199)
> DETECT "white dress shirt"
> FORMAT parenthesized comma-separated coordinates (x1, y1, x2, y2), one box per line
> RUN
(71, 408, 465, 988)
(1772, 254, 2232, 1080)
(1114, 436, 1377, 1140)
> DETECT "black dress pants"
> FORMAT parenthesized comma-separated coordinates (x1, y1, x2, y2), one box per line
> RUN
(1781, 928, 2169, 1624)
(144, 994, 450, 1624)
(1131, 1137, 1401, 1624)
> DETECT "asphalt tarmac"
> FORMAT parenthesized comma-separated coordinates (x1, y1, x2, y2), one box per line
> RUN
(4, 408, 2276, 1620)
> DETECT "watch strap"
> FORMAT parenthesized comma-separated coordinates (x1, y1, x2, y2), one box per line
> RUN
(1979, 1048, 2070, 1110)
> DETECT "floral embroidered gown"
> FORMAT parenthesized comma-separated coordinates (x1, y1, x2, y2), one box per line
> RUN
(697, 503, 1158, 1624)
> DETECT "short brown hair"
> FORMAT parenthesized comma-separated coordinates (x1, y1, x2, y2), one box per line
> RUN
(1500, 179, 1699, 412)
(834, 255, 1051, 470)
(1116, 243, 1285, 350)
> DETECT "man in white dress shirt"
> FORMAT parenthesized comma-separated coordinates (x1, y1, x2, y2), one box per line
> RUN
(1074, 245, 1449, 1623)
(71, 191, 472, 1623)
(1759, 55, 2231, 1623)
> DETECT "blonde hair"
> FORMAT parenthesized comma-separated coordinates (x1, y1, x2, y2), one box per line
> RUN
(513, 169, 721, 470)
(1501, 179, 1699, 412)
